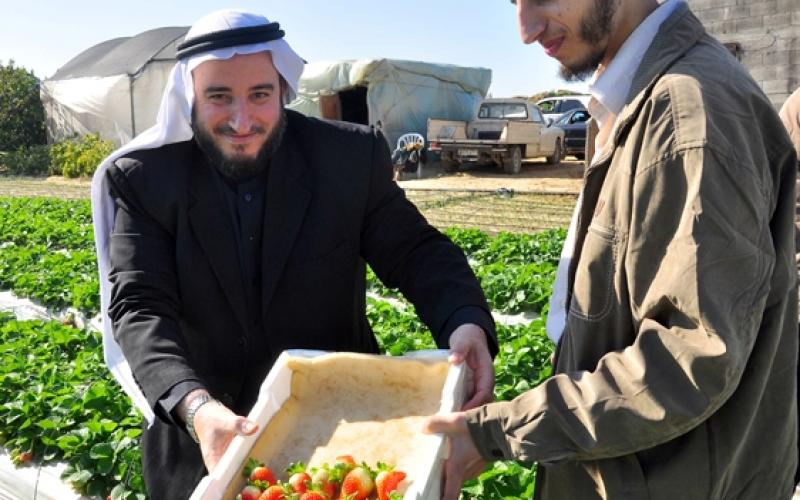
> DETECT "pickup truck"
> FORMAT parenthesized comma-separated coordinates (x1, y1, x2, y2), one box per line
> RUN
(426, 98, 565, 174)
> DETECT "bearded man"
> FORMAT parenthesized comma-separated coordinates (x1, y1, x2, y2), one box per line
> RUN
(91, 10, 497, 499)
(425, 0, 798, 499)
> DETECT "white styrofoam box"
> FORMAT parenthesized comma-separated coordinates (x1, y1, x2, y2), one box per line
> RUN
(190, 349, 466, 500)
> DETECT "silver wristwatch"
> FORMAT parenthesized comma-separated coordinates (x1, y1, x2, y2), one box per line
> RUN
(185, 394, 215, 443)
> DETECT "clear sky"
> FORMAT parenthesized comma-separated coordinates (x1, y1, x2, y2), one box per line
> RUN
(0, 0, 589, 98)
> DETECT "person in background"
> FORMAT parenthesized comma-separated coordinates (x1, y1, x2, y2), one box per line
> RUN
(780, 86, 800, 250)
(91, 9, 496, 499)
(426, 1, 798, 499)
(779, 85, 800, 488)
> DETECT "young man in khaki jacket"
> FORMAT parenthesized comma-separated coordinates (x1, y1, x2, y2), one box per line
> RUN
(426, 1, 798, 499)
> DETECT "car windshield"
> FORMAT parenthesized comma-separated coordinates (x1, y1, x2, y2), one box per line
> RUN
(554, 112, 573, 125)
(478, 103, 528, 120)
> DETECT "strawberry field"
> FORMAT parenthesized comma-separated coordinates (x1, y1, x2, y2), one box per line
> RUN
(0, 196, 565, 499)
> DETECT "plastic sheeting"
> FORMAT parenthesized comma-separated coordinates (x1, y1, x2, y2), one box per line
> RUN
(0, 448, 87, 500)
(41, 26, 186, 146)
(43, 36, 491, 151)
(41, 61, 175, 146)
(288, 58, 491, 148)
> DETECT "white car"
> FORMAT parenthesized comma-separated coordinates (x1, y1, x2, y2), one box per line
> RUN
(536, 95, 591, 124)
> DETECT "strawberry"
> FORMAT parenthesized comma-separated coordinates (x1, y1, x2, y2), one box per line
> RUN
(250, 466, 277, 486)
(17, 451, 33, 464)
(289, 471, 312, 493)
(375, 470, 407, 500)
(335, 455, 356, 467)
(320, 479, 337, 499)
(258, 484, 290, 500)
(238, 485, 262, 500)
(300, 492, 327, 500)
(311, 468, 338, 498)
(340, 466, 375, 500)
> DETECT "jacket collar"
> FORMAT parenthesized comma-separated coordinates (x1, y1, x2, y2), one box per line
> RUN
(591, 2, 705, 167)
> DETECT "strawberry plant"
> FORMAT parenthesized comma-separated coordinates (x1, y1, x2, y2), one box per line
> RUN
(0, 312, 145, 498)
(0, 196, 567, 499)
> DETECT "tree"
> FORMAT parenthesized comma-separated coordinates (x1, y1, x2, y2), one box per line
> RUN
(0, 60, 46, 151)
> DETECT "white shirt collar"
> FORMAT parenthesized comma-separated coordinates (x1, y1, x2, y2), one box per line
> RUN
(588, 0, 684, 128)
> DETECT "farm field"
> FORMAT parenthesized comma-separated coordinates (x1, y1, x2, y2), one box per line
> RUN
(0, 184, 569, 498)
(0, 161, 581, 236)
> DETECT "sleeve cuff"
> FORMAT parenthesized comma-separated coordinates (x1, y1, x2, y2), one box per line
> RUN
(439, 306, 498, 357)
(465, 401, 514, 461)
(157, 380, 205, 425)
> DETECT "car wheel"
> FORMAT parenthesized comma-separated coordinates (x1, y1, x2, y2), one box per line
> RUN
(503, 146, 522, 175)
(547, 139, 562, 165)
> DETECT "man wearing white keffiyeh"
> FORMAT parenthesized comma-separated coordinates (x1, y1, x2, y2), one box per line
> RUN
(92, 9, 497, 498)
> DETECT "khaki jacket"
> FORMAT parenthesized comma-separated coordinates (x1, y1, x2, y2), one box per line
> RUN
(466, 5, 798, 499)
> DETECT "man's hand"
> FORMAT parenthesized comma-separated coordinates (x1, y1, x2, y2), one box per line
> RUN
(448, 324, 494, 410)
(423, 412, 487, 500)
(180, 391, 259, 473)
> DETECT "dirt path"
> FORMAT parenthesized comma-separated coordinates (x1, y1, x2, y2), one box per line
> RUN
(0, 176, 91, 199)
(0, 159, 585, 199)
(398, 158, 585, 194)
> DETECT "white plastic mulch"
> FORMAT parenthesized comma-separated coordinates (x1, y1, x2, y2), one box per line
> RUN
(0, 448, 87, 500)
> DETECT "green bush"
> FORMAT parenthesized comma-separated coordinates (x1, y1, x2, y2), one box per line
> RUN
(50, 134, 114, 178)
(0, 144, 52, 176)
(0, 60, 46, 151)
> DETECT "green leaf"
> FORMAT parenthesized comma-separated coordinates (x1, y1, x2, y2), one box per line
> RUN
(89, 442, 114, 460)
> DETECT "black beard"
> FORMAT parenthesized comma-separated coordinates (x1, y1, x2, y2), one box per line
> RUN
(192, 109, 287, 182)
(559, 0, 618, 82)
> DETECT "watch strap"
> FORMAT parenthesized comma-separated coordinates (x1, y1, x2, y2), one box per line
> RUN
(185, 394, 215, 443)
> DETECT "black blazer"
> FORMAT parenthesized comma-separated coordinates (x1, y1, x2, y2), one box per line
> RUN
(106, 110, 495, 499)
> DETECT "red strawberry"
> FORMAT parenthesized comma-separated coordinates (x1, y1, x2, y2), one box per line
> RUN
(312, 469, 338, 498)
(258, 485, 289, 500)
(300, 492, 327, 500)
(18, 451, 33, 463)
(376, 470, 407, 500)
(320, 479, 337, 499)
(289, 471, 312, 493)
(250, 466, 276, 486)
(340, 466, 375, 500)
(238, 485, 262, 500)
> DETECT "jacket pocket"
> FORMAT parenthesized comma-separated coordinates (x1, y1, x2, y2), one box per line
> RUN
(595, 454, 650, 499)
(569, 222, 617, 321)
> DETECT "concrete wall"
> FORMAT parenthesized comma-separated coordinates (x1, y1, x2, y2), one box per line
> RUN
(688, 0, 800, 109)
